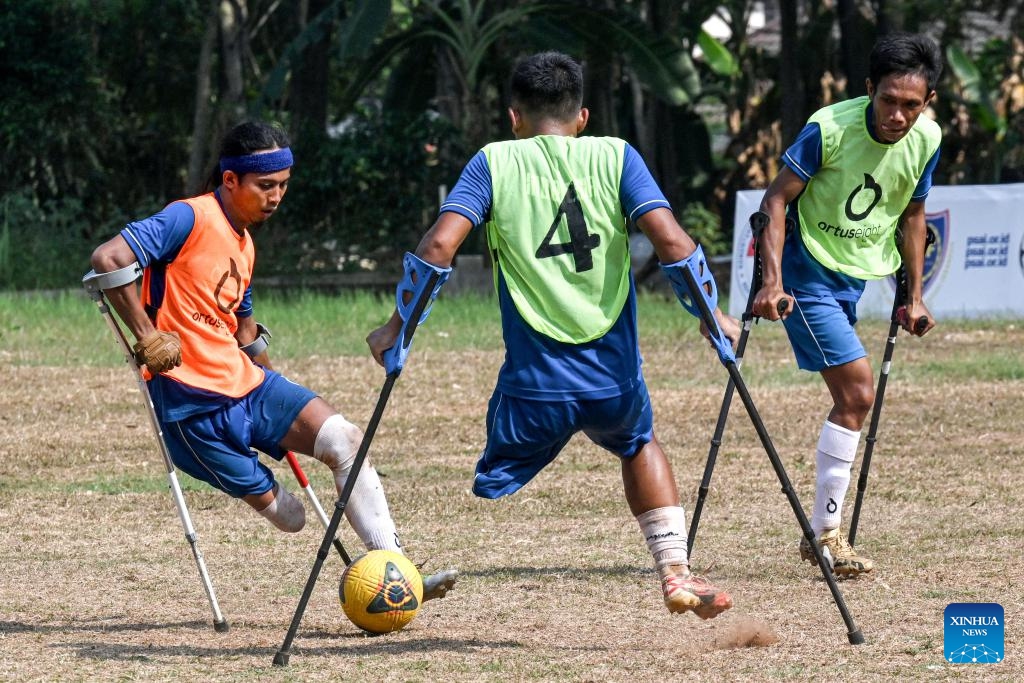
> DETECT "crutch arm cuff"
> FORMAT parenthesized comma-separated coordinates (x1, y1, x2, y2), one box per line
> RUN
(82, 263, 143, 296)
(383, 252, 452, 374)
(239, 322, 272, 359)
(660, 245, 736, 364)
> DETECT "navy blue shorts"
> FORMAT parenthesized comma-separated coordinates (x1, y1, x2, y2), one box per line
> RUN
(472, 382, 655, 499)
(160, 370, 317, 497)
(783, 288, 866, 371)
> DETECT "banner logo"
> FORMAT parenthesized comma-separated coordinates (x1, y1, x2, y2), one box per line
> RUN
(1019, 232, 1024, 278)
(888, 209, 949, 297)
(945, 602, 1003, 664)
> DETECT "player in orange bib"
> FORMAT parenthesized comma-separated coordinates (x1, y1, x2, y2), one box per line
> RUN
(90, 120, 456, 601)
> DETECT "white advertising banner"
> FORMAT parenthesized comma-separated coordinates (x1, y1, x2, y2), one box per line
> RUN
(730, 184, 1024, 319)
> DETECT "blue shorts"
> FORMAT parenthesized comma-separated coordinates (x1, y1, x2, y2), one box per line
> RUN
(473, 382, 655, 499)
(159, 369, 317, 497)
(783, 288, 866, 371)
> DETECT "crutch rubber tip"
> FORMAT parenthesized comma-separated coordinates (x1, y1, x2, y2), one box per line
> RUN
(273, 652, 290, 667)
(848, 629, 866, 645)
(214, 619, 230, 633)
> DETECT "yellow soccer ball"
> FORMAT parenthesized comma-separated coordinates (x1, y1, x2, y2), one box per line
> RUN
(339, 550, 423, 633)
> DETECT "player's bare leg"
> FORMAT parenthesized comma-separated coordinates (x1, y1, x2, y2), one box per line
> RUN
(624, 437, 733, 618)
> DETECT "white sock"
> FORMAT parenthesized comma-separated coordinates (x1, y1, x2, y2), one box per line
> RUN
(314, 415, 402, 553)
(637, 506, 689, 569)
(811, 420, 860, 538)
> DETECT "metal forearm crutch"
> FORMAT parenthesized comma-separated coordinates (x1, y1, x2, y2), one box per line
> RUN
(846, 231, 932, 546)
(274, 253, 450, 666)
(666, 251, 865, 645)
(83, 266, 229, 633)
(687, 211, 771, 558)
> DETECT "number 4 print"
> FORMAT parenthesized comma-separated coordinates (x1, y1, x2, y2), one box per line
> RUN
(535, 182, 600, 272)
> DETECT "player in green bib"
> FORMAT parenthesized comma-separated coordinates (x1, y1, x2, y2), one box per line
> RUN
(752, 33, 942, 577)
(369, 51, 739, 619)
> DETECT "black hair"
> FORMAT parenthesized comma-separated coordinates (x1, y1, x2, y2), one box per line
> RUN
(869, 32, 943, 93)
(509, 51, 584, 122)
(204, 120, 291, 191)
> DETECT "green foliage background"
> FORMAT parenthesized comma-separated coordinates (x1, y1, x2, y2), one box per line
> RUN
(1, 1, 1021, 290)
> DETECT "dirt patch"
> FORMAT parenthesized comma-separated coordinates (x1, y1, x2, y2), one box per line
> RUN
(1, 336, 1022, 681)
(712, 616, 781, 649)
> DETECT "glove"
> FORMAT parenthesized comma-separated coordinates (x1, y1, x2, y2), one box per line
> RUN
(133, 330, 182, 374)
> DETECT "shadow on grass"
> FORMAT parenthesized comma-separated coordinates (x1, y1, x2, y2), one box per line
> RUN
(2, 614, 528, 663)
(461, 563, 652, 579)
(55, 632, 525, 662)
(0, 617, 211, 634)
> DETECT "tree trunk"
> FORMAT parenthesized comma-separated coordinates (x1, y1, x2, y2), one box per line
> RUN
(837, 0, 870, 95)
(779, 0, 805, 144)
(435, 45, 463, 131)
(629, 76, 653, 162)
(288, 0, 334, 147)
(581, 0, 618, 137)
(187, 0, 220, 195)
(583, 46, 617, 137)
(219, 0, 247, 124)
(646, 0, 684, 208)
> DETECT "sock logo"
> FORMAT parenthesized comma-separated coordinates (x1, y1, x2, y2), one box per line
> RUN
(826, 498, 838, 513)
(945, 603, 1003, 663)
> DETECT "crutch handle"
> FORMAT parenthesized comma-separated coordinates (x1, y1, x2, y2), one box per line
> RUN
(895, 307, 929, 334)
(776, 299, 789, 317)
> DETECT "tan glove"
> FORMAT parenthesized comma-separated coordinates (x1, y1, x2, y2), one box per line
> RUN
(133, 330, 182, 374)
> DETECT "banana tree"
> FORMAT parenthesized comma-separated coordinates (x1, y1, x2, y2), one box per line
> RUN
(945, 40, 1021, 183)
(257, 0, 711, 149)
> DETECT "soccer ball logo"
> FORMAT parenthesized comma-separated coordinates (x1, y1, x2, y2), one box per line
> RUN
(339, 550, 423, 633)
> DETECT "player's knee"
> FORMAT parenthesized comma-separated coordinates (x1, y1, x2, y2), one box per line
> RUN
(836, 384, 874, 420)
(850, 384, 875, 417)
(258, 486, 306, 533)
(313, 414, 363, 473)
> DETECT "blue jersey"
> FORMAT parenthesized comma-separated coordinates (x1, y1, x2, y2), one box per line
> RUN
(441, 143, 669, 400)
(780, 104, 940, 301)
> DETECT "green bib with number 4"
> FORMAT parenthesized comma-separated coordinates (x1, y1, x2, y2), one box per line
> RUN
(483, 135, 630, 343)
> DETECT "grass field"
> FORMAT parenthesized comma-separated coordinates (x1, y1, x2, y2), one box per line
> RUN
(0, 290, 1021, 681)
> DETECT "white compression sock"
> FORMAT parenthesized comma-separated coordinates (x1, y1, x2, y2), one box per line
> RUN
(257, 484, 306, 533)
(314, 414, 402, 553)
(636, 506, 689, 569)
(811, 420, 860, 538)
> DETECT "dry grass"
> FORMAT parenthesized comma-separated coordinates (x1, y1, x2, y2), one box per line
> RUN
(1, 321, 1021, 681)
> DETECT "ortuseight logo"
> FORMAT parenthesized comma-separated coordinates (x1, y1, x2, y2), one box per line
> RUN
(944, 602, 1003, 664)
